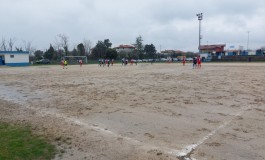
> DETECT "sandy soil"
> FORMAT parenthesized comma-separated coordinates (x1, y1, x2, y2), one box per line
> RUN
(0, 62, 265, 160)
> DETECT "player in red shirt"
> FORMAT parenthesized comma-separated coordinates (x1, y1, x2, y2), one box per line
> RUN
(79, 59, 83, 67)
(182, 56, 186, 66)
(61, 59, 64, 69)
(197, 56, 201, 69)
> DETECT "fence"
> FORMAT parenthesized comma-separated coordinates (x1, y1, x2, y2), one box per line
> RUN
(212, 56, 265, 62)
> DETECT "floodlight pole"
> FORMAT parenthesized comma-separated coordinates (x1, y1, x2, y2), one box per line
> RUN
(247, 31, 250, 51)
(197, 13, 203, 54)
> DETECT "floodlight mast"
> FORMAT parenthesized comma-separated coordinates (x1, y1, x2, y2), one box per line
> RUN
(197, 13, 203, 54)
(247, 31, 250, 51)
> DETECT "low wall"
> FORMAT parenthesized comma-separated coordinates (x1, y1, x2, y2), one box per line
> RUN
(212, 56, 265, 62)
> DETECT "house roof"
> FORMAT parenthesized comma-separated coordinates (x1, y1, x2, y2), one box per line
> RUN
(163, 50, 174, 52)
(161, 50, 185, 54)
(0, 51, 29, 54)
(199, 44, 226, 50)
(115, 45, 135, 49)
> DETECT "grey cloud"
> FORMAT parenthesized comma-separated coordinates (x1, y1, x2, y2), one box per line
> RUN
(0, 0, 264, 51)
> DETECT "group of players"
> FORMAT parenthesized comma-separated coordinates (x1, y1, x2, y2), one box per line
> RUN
(61, 59, 83, 69)
(192, 56, 202, 69)
(98, 58, 138, 67)
(61, 56, 202, 69)
(182, 56, 202, 69)
(98, 59, 114, 67)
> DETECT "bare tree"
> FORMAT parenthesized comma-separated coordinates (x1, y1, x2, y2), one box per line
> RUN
(23, 40, 31, 51)
(83, 39, 92, 56)
(23, 40, 35, 55)
(57, 34, 69, 56)
(1, 37, 7, 51)
(54, 38, 61, 51)
(8, 38, 16, 51)
(54, 39, 64, 60)
(15, 47, 23, 51)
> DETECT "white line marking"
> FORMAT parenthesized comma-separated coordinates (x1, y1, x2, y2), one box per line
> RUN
(172, 105, 252, 159)
(0, 87, 252, 159)
(0, 91, 181, 156)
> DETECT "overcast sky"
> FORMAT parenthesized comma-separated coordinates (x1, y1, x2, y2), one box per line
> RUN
(0, 0, 264, 52)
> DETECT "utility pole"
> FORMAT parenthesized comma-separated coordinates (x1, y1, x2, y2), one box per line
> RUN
(159, 45, 161, 59)
(247, 31, 250, 51)
(196, 13, 203, 54)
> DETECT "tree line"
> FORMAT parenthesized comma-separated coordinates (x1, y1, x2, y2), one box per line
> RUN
(1, 34, 193, 62)
(1, 37, 34, 53)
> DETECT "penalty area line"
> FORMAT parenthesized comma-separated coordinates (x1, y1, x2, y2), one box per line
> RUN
(172, 105, 252, 160)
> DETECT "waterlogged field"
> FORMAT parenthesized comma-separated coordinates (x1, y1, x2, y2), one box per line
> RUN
(0, 63, 265, 160)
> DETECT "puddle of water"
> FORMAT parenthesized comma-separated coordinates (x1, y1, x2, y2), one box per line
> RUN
(0, 84, 45, 105)
(0, 84, 28, 104)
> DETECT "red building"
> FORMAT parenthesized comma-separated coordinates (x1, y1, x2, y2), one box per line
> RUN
(199, 44, 226, 61)
(199, 44, 226, 56)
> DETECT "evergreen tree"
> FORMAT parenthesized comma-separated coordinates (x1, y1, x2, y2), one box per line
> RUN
(144, 44, 157, 58)
(34, 50, 44, 60)
(134, 35, 144, 56)
(77, 43, 85, 56)
(106, 48, 118, 59)
(44, 44, 55, 60)
(91, 39, 113, 59)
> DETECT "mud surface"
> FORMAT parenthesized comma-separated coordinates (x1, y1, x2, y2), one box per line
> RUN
(0, 63, 264, 160)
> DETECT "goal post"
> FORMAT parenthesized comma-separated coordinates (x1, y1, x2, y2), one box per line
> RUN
(63, 56, 87, 64)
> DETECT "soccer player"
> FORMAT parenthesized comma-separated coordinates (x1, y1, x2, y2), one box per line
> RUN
(197, 56, 201, 69)
(79, 59, 83, 67)
(64, 60, 68, 69)
(182, 56, 186, 66)
(61, 59, 64, 69)
(192, 57, 197, 69)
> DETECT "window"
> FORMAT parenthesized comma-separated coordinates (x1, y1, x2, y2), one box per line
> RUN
(10, 55, 14, 58)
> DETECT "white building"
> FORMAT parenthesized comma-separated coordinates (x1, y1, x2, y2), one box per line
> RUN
(248, 50, 256, 55)
(0, 51, 30, 66)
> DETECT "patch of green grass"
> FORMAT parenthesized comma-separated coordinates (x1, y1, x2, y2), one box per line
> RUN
(0, 122, 56, 160)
